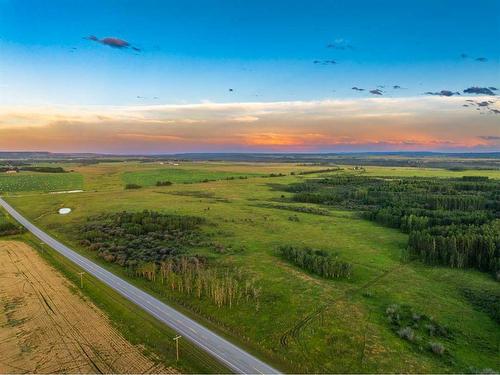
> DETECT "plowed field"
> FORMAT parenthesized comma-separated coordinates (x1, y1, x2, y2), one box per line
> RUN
(0, 241, 176, 374)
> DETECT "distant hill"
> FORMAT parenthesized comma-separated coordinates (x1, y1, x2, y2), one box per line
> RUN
(1, 151, 499, 170)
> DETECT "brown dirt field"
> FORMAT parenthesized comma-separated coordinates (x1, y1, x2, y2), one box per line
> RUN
(0, 240, 176, 374)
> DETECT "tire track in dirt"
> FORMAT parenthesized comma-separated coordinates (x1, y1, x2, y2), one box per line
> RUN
(0, 241, 176, 374)
(7, 247, 99, 373)
(280, 261, 410, 349)
(9, 247, 111, 373)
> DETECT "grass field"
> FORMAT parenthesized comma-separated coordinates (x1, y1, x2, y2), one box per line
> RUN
(122, 167, 262, 186)
(0, 172, 83, 193)
(2, 161, 499, 373)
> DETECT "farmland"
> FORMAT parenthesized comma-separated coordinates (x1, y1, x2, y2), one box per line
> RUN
(1, 159, 499, 373)
(122, 167, 262, 186)
(0, 172, 83, 193)
(0, 240, 174, 374)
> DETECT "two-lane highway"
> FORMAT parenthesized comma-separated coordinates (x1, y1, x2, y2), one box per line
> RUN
(0, 197, 280, 375)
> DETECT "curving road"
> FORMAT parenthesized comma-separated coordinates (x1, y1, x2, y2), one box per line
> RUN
(0, 197, 280, 375)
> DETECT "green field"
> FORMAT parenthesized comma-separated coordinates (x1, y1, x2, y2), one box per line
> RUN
(1, 161, 499, 373)
(0, 172, 83, 193)
(122, 167, 262, 186)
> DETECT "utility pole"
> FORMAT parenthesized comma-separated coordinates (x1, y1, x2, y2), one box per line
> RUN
(173, 335, 181, 361)
(78, 272, 85, 288)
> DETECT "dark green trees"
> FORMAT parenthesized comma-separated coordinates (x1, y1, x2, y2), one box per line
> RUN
(288, 175, 500, 277)
(278, 245, 352, 279)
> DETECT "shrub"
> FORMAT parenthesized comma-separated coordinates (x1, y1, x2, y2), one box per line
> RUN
(386, 304, 400, 316)
(125, 183, 142, 189)
(156, 180, 172, 186)
(429, 342, 445, 355)
(0, 222, 23, 236)
(461, 287, 500, 324)
(398, 326, 415, 342)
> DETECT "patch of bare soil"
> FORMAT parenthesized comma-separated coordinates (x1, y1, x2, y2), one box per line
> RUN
(0, 241, 176, 374)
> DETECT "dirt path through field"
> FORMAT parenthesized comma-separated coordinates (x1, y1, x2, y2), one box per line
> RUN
(0, 240, 176, 374)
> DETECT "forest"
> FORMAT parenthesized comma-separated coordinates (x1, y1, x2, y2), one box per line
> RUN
(286, 175, 500, 278)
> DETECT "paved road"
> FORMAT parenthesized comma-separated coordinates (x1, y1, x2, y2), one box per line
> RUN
(0, 197, 280, 375)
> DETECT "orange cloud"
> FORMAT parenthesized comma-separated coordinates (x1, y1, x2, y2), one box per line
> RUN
(0, 97, 498, 152)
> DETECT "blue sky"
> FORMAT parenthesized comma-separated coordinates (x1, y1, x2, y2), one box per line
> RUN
(1, 0, 498, 105)
(0, 0, 499, 152)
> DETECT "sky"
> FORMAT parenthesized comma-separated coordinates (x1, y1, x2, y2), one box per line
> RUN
(0, 0, 499, 153)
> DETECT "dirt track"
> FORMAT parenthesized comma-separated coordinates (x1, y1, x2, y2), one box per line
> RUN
(0, 240, 175, 374)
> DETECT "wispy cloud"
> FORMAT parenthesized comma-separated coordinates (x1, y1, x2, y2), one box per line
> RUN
(326, 38, 353, 50)
(0, 97, 498, 153)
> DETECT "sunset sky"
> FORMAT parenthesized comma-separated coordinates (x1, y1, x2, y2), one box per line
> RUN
(0, 0, 499, 153)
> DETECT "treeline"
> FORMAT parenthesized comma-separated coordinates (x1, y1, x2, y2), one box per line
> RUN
(135, 257, 260, 308)
(291, 167, 342, 175)
(0, 166, 67, 173)
(278, 245, 352, 279)
(287, 175, 500, 277)
(408, 224, 499, 272)
(255, 203, 331, 216)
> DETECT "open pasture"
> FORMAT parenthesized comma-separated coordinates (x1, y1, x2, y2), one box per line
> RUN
(122, 167, 262, 186)
(3, 161, 500, 373)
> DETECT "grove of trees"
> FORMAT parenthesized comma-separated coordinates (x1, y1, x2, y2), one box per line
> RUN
(79, 210, 261, 308)
(287, 175, 500, 278)
(278, 245, 352, 279)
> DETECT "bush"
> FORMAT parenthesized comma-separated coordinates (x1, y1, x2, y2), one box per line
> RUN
(0, 222, 23, 236)
(386, 304, 399, 315)
(461, 287, 500, 324)
(429, 342, 445, 355)
(156, 180, 172, 186)
(125, 183, 142, 189)
(398, 326, 415, 342)
(385, 303, 453, 356)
